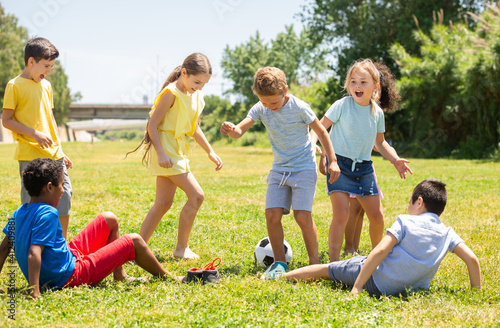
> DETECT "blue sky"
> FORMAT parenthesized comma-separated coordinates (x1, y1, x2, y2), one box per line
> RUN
(2, 0, 307, 104)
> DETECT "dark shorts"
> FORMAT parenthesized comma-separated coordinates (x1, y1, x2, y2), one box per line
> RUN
(326, 155, 380, 198)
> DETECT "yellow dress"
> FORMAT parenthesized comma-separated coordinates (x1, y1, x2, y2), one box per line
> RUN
(148, 83, 204, 176)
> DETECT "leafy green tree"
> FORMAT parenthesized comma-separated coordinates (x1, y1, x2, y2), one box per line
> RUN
(46, 61, 82, 124)
(200, 95, 236, 141)
(221, 25, 328, 109)
(0, 4, 28, 109)
(289, 79, 342, 118)
(301, 0, 483, 80)
(389, 3, 500, 158)
(1, 4, 79, 124)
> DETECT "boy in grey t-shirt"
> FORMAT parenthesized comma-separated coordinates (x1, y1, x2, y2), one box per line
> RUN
(220, 67, 340, 279)
(284, 179, 482, 296)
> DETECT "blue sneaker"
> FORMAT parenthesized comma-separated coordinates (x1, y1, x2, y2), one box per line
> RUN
(261, 261, 288, 280)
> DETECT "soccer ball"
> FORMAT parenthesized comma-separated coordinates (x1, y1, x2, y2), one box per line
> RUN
(254, 237, 293, 268)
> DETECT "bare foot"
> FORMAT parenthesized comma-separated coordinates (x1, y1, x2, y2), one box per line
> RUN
(343, 248, 359, 257)
(125, 276, 149, 283)
(113, 269, 128, 281)
(173, 247, 200, 260)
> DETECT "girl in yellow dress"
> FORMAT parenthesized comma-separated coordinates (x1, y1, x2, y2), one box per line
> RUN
(129, 53, 222, 259)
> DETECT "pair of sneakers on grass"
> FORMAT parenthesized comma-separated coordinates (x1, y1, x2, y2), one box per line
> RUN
(186, 258, 221, 284)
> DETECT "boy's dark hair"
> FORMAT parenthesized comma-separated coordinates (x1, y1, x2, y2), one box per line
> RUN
(411, 179, 447, 216)
(24, 37, 59, 66)
(22, 158, 63, 197)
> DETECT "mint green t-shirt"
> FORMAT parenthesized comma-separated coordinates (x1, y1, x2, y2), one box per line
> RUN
(325, 96, 385, 164)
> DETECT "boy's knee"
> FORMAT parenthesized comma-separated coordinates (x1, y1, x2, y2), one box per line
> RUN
(128, 233, 147, 248)
(102, 212, 119, 229)
(293, 211, 313, 226)
(265, 208, 283, 224)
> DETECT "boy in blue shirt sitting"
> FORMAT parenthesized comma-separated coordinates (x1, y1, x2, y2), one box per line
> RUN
(284, 179, 482, 296)
(0, 158, 183, 299)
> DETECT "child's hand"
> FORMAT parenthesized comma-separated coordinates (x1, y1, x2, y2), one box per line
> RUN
(327, 160, 341, 183)
(350, 286, 362, 296)
(63, 156, 73, 169)
(158, 153, 173, 168)
(319, 152, 327, 176)
(220, 122, 235, 135)
(209, 151, 223, 171)
(392, 158, 413, 179)
(33, 130, 53, 149)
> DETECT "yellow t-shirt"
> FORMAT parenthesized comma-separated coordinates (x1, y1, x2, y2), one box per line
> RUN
(148, 83, 204, 176)
(3, 76, 64, 161)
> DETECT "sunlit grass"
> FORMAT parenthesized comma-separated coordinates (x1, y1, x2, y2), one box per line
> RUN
(0, 140, 499, 327)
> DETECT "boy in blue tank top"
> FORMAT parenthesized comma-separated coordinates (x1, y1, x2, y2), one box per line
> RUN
(283, 179, 482, 296)
(220, 67, 340, 279)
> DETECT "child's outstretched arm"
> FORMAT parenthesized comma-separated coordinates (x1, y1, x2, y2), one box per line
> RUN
(0, 236, 12, 275)
(309, 118, 340, 183)
(2, 109, 54, 149)
(192, 125, 223, 171)
(351, 233, 397, 295)
(220, 117, 254, 139)
(452, 243, 482, 290)
(309, 116, 333, 146)
(148, 92, 176, 168)
(374, 133, 413, 179)
(28, 244, 44, 299)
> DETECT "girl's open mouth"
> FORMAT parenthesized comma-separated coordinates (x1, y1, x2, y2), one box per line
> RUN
(355, 91, 363, 97)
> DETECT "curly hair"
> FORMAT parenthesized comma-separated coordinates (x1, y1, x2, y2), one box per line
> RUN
(22, 158, 63, 197)
(252, 67, 288, 97)
(374, 61, 401, 113)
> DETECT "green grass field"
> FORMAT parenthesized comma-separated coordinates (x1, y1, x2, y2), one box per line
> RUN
(0, 141, 499, 327)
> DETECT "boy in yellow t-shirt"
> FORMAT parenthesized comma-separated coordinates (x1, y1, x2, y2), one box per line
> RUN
(1, 37, 73, 239)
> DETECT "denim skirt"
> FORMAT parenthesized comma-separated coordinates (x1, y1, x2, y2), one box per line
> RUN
(326, 154, 380, 198)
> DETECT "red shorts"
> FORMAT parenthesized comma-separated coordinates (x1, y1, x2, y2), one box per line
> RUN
(63, 214, 136, 287)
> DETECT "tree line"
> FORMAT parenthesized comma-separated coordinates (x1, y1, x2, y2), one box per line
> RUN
(0, 4, 80, 125)
(203, 0, 499, 159)
(2, 1, 498, 158)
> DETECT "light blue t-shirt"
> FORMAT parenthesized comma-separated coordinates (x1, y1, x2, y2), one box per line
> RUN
(3, 203, 75, 289)
(325, 96, 385, 165)
(247, 94, 317, 172)
(372, 213, 464, 295)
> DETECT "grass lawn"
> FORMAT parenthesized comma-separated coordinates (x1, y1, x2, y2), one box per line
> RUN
(0, 140, 499, 327)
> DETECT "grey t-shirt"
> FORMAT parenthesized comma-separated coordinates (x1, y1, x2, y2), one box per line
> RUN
(372, 213, 464, 295)
(247, 95, 316, 172)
